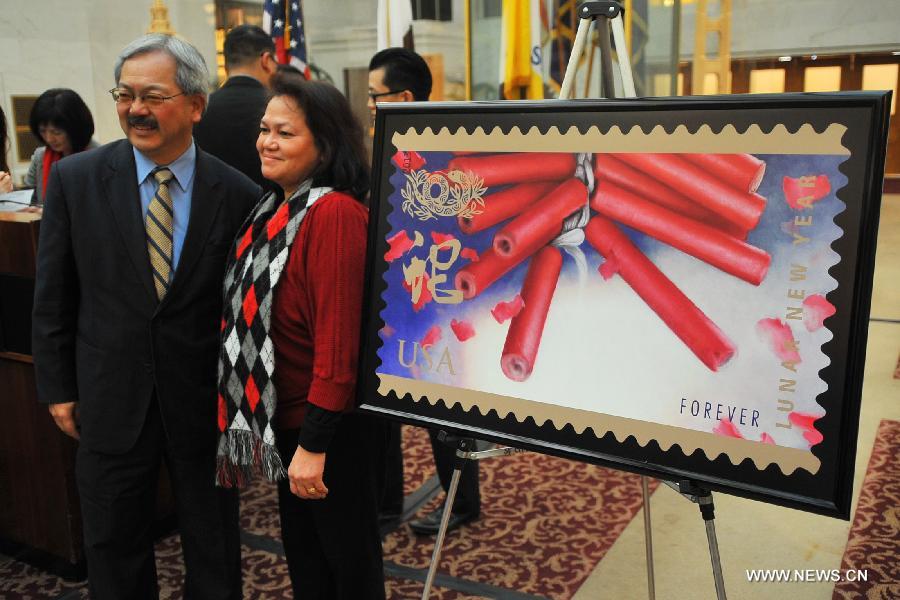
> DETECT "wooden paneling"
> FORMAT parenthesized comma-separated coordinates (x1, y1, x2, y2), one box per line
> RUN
(0, 213, 39, 277)
(0, 355, 83, 564)
(10, 96, 39, 164)
(0, 216, 39, 355)
(0, 213, 84, 572)
(422, 53, 445, 101)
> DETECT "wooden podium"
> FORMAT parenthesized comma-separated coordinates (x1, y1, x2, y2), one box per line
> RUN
(0, 209, 180, 580)
(0, 210, 87, 578)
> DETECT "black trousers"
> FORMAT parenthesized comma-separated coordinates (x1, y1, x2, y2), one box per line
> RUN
(383, 423, 481, 516)
(276, 411, 389, 599)
(76, 398, 241, 600)
(380, 421, 405, 515)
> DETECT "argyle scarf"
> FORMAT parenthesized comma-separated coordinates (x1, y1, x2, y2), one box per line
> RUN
(215, 181, 333, 487)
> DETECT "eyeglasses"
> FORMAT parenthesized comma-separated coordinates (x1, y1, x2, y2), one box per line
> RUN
(109, 88, 186, 107)
(368, 89, 405, 101)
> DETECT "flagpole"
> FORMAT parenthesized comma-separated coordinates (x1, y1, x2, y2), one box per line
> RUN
(284, 0, 290, 63)
(464, 0, 472, 100)
(625, 0, 633, 53)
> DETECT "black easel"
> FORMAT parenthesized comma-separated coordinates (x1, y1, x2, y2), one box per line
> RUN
(421, 3, 727, 598)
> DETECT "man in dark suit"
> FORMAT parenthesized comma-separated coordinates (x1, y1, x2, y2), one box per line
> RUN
(32, 34, 259, 600)
(367, 48, 482, 535)
(194, 24, 276, 186)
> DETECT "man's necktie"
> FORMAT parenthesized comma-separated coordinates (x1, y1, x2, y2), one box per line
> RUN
(146, 167, 174, 300)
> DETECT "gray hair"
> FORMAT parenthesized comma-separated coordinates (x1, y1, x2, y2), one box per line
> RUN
(114, 34, 210, 99)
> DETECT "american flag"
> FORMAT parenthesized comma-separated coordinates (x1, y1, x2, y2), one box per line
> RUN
(262, 0, 311, 79)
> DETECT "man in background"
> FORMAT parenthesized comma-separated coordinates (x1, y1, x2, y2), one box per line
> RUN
(195, 24, 276, 186)
(368, 47, 482, 536)
(32, 34, 259, 599)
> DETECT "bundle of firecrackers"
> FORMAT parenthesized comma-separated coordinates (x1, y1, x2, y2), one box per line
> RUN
(385, 148, 835, 446)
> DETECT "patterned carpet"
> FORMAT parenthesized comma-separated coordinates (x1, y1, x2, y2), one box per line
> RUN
(833, 419, 900, 600)
(0, 425, 656, 599)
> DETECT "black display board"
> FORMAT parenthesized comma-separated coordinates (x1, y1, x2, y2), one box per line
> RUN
(357, 92, 890, 518)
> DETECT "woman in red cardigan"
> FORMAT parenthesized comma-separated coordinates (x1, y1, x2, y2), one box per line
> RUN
(216, 73, 389, 599)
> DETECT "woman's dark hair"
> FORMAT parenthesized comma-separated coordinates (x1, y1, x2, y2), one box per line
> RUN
(270, 74, 370, 201)
(29, 88, 95, 153)
(0, 104, 9, 174)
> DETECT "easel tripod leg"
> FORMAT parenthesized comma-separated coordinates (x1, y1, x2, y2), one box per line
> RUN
(595, 17, 616, 97)
(420, 465, 463, 599)
(609, 12, 637, 96)
(641, 476, 656, 600)
(559, 2, 635, 100)
(698, 492, 727, 600)
(559, 17, 593, 99)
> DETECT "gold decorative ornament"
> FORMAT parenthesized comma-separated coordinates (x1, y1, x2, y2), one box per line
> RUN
(401, 169, 487, 221)
(147, 0, 175, 35)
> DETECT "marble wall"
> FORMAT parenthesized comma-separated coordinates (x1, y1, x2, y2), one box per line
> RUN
(0, 0, 218, 180)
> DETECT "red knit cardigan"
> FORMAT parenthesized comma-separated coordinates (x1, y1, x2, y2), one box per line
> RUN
(270, 190, 368, 431)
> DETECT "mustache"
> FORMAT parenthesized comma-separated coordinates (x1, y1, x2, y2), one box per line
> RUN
(127, 115, 158, 128)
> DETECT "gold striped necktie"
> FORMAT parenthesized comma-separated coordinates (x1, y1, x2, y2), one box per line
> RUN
(146, 167, 175, 300)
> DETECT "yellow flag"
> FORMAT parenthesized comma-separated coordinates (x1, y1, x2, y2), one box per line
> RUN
(501, 0, 544, 99)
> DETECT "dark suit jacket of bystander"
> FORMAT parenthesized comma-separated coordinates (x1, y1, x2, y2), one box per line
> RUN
(194, 75, 270, 187)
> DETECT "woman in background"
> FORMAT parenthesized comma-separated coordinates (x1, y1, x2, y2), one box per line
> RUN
(24, 88, 96, 204)
(216, 73, 388, 599)
(1, 105, 12, 193)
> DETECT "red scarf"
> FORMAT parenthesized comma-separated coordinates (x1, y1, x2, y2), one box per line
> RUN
(41, 147, 63, 193)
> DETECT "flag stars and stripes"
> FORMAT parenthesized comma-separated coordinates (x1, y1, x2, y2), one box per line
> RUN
(263, 0, 311, 78)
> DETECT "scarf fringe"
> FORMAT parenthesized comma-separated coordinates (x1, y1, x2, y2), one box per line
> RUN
(216, 429, 286, 488)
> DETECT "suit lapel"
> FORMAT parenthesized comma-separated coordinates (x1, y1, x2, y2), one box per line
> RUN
(165, 149, 223, 302)
(103, 141, 157, 301)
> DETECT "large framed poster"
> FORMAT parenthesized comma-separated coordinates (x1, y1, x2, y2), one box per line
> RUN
(357, 92, 891, 518)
